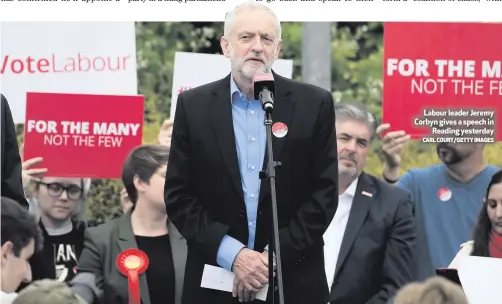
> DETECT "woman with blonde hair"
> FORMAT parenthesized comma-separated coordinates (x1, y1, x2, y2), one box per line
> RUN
(18, 153, 91, 289)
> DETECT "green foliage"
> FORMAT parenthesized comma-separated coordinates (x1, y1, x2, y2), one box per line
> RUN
(86, 179, 123, 224)
(280, 23, 302, 80)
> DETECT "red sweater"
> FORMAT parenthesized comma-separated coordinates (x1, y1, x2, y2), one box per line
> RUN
(489, 230, 502, 258)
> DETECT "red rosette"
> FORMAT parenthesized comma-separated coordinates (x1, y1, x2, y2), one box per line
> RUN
(116, 248, 149, 304)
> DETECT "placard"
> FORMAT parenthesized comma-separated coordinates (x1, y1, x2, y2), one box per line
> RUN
(1, 22, 137, 123)
(23, 92, 144, 179)
(382, 22, 502, 143)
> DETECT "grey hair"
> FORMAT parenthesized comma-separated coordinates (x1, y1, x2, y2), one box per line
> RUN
(224, 1, 282, 40)
(335, 102, 378, 140)
(29, 178, 91, 226)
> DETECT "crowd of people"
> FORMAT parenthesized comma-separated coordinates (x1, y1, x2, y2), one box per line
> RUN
(1, 2, 501, 304)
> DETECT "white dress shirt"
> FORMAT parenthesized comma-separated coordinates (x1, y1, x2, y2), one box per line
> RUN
(323, 177, 359, 294)
(1, 291, 18, 304)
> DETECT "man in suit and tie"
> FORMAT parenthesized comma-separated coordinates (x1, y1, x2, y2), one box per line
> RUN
(1, 94, 29, 207)
(164, 2, 338, 304)
(324, 102, 417, 304)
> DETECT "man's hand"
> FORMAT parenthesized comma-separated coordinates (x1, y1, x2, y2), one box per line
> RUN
(158, 119, 174, 148)
(377, 123, 410, 181)
(261, 250, 276, 276)
(232, 248, 269, 302)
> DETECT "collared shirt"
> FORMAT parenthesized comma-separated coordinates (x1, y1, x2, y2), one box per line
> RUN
(323, 177, 359, 294)
(1, 291, 18, 304)
(216, 77, 266, 272)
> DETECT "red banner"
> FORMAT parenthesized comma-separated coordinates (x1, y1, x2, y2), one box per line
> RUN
(23, 92, 144, 179)
(382, 22, 502, 143)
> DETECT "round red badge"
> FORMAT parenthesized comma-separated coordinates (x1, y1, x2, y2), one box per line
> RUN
(437, 188, 452, 202)
(116, 248, 149, 304)
(272, 122, 288, 138)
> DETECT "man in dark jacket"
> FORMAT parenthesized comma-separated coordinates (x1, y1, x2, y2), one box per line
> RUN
(1, 94, 29, 208)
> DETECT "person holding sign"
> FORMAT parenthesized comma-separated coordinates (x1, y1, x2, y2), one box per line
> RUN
(378, 124, 499, 280)
(16, 159, 90, 289)
(164, 2, 338, 304)
(449, 170, 502, 268)
(74, 145, 186, 304)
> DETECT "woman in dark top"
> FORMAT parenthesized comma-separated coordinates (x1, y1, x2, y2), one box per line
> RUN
(73, 145, 186, 304)
(17, 164, 91, 290)
(135, 233, 176, 303)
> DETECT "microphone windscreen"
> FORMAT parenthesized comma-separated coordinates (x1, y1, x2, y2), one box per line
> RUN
(252, 73, 275, 100)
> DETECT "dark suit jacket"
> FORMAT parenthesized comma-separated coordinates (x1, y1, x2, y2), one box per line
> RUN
(1, 94, 28, 207)
(76, 212, 187, 304)
(329, 173, 417, 304)
(164, 72, 339, 304)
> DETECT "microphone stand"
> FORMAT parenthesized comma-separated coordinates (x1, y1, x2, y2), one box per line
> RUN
(258, 88, 285, 304)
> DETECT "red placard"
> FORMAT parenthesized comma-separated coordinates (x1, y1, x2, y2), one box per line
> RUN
(382, 22, 502, 141)
(23, 92, 144, 179)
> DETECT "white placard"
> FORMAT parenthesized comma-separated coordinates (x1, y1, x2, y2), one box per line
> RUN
(170, 52, 294, 118)
(0, 22, 138, 123)
(458, 256, 502, 304)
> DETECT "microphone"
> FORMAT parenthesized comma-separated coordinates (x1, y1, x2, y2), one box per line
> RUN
(253, 73, 276, 113)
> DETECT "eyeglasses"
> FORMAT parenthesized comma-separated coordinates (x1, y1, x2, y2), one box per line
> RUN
(37, 182, 84, 200)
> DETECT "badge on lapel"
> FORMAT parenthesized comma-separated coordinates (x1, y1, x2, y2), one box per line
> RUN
(272, 122, 288, 138)
(116, 248, 149, 304)
(361, 191, 373, 198)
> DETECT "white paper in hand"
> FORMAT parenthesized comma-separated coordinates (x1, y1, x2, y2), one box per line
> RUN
(457, 256, 502, 304)
(200, 264, 268, 301)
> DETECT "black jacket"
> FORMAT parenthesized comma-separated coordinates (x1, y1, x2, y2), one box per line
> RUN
(164, 72, 339, 304)
(1, 94, 29, 207)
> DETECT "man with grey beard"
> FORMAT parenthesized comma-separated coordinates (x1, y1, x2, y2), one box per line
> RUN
(164, 2, 338, 304)
(324, 102, 417, 304)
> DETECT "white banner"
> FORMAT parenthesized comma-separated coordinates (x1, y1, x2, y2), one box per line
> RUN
(0, 22, 138, 123)
(170, 52, 294, 118)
